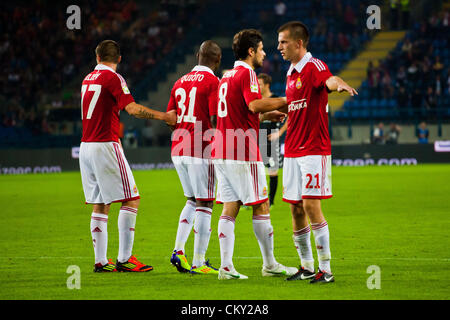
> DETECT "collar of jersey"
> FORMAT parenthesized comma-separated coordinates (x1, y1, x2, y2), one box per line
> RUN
(94, 64, 116, 73)
(287, 52, 312, 76)
(192, 65, 215, 76)
(234, 60, 253, 71)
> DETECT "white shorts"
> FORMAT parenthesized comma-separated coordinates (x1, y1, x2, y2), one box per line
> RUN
(172, 156, 216, 201)
(213, 159, 268, 206)
(79, 142, 140, 204)
(282, 155, 332, 203)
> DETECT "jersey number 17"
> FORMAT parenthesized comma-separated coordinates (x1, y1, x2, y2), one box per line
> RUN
(81, 84, 102, 120)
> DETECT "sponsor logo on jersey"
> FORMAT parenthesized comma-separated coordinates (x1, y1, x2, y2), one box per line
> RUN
(122, 85, 130, 94)
(288, 99, 307, 112)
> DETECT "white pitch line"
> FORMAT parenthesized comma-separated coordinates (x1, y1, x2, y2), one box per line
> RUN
(0, 256, 449, 262)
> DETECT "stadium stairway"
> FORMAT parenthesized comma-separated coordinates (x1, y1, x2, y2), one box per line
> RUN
(328, 31, 405, 113)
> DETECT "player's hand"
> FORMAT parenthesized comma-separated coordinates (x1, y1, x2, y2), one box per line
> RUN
(264, 110, 286, 122)
(337, 84, 358, 96)
(165, 111, 177, 127)
(268, 131, 280, 141)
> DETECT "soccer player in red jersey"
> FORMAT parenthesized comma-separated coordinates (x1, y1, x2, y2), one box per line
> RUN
(166, 40, 222, 275)
(277, 22, 357, 283)
(79, 40, 176, 272)
(212, 29, 297, 280)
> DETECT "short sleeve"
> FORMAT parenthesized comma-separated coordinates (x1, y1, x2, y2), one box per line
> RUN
(208, 79, 219, 116)
(242, 69, 262, 107)
(310, 59, 333, 89)
(107, 73, 135, 110)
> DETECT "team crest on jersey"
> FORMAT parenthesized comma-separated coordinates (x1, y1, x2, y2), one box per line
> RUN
(133, 185, 138, 194)
(296, 77, 302, 89)
(263, 186, 267, 196)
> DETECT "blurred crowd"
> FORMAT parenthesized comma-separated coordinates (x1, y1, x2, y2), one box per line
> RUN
(0, 0, 203, 138)
(366, 11, 450, 118)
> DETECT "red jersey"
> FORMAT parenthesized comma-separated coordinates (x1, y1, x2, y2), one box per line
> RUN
(81, 64, 134, 142)
(284, 52, 333, 158)
(167, 65, 219, 158)
(213, 61, 262, 161)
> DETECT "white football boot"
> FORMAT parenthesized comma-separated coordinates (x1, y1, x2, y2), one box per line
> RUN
(218, 267, 248, 280)
(262, 263, 298, 277)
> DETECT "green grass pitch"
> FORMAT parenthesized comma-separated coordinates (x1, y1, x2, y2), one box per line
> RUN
(0, 164, 449, 300)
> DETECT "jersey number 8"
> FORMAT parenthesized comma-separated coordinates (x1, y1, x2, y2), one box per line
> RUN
(217, 82, 228, 118)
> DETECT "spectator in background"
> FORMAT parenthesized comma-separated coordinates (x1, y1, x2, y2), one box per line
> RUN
(424, 86, 437, 119)
(343, 4, 356, 33)
(390, 0, 399, 30)
(396, 85, 410, 118)
(141, 120, 154, 146)
(372, 122, 385, 144)
(447, 69, 450, 95)
(433, 55, 444, 73)
(367, 61, 381, 99)
(274, 0, 287, 18)
(381, 71, 394, 99)
(123, 126, 139, 148)
(416, 121, 429, 144)
(400, 0, 410, 29)
(386, 123, 401, 144)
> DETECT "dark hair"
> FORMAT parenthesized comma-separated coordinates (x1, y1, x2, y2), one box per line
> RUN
(95, 40, 121, 63)
(232, 29, 263, 60)
(198, 40, 222, 66)
(257, 73, 272, 86)
(278, 21, 309, 48)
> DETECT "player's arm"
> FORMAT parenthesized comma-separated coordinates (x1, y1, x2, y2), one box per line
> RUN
(125, 102, 176, 126)
(268, 117, 288, 141)
(248, 97, 287, 113)
(260, 110, 286, 122)
(325, 76, 358, 96)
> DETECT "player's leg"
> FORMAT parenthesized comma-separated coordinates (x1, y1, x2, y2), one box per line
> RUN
(115, 198, 153, 272)
(214, 160, 247, 279)
(299, 155, 333, 283)
(117, 198, 139, 264)
(252, 200, 276, 268)
(303, 198, 332, 275)
(191, 199, 217, 274)
(282, 157, 316, 280)
(171, 196, 196, 273)
(171, 157, 197, 272)
(90, 203, 115, 272)
(249, 162, 297, 277)
(79, 142, 116, 272)
(285, 202, 315, 281)
(268, 170, 278, 207)
(189, 158, 217, 273)
(218, 201, 247, 279)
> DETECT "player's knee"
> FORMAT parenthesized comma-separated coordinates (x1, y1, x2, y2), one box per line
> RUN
(197, 200, 213, 209)
(93, 203, 110, 214)
(291, 203, 306, 219)
(253, 200, 270, 215)
(123, 198, 140, 210)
